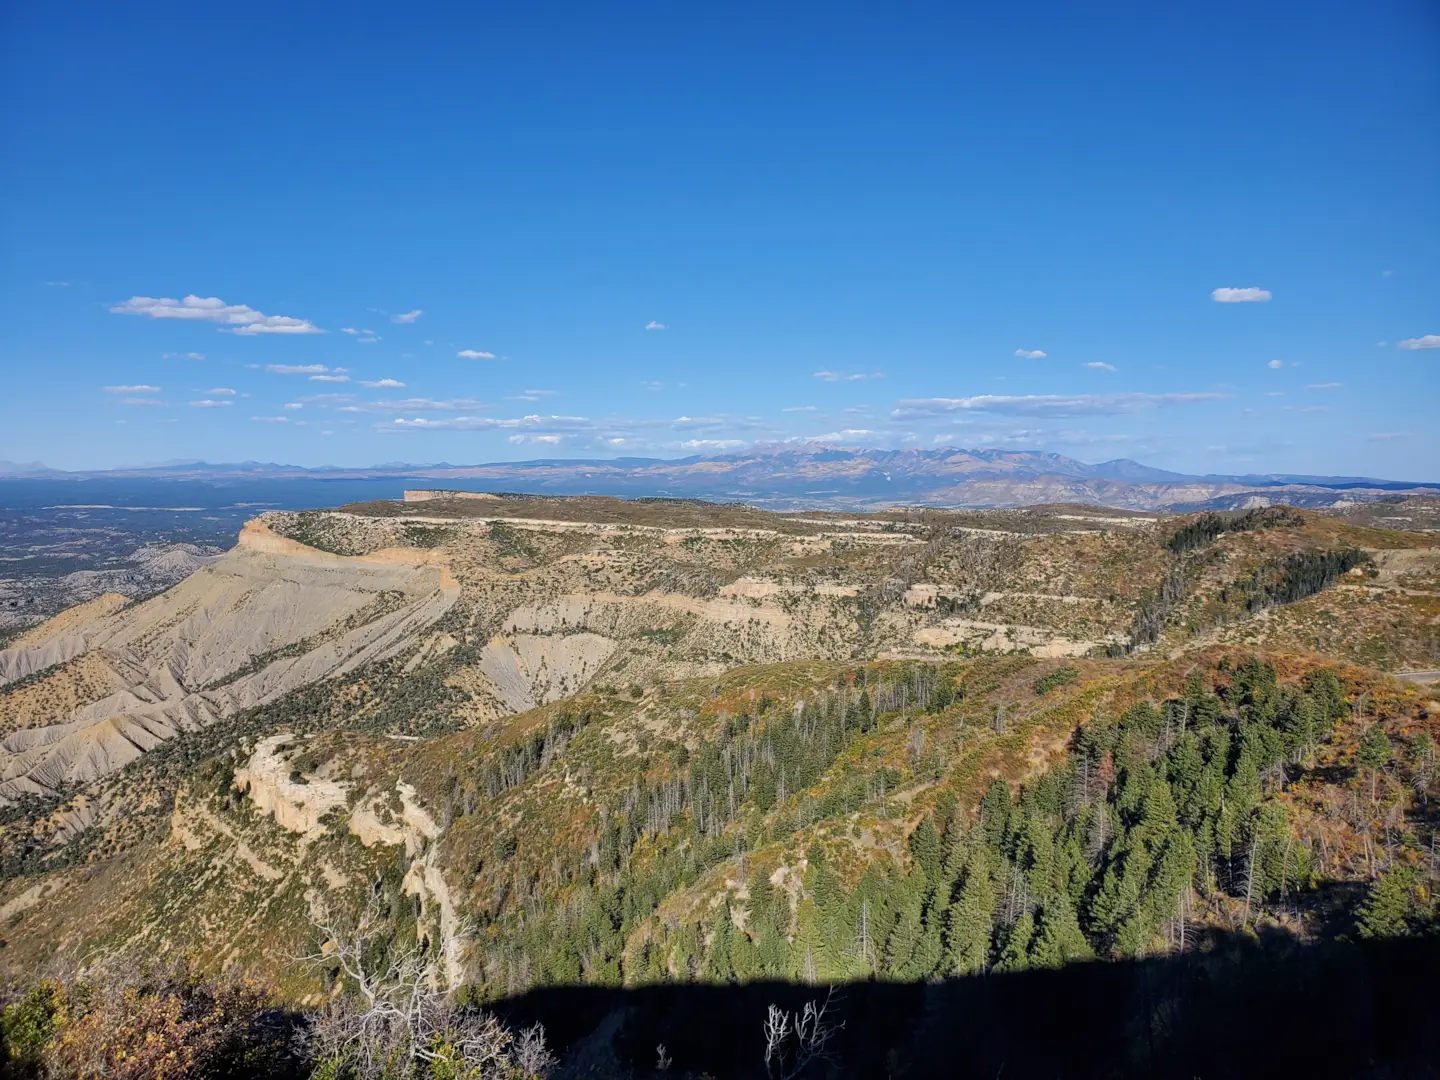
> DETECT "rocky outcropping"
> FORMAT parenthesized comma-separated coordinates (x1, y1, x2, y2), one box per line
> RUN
(0, 522, 459, 803)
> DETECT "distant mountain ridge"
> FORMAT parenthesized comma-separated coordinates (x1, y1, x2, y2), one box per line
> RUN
(3, 446, 1437, 511)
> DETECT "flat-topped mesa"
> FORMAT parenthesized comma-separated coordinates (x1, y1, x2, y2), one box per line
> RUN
(403, 490, 501, 503)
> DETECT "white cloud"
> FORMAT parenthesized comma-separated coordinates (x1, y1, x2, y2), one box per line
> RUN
(1306, 382, 1342, 390)
(358, 336, 379, 344)
(813, 370, 881, 382)
(392, 309, 423, 324)
(267, 363, 331, 375)
(341, 328, 359, 335)
(1014, 348, 1047, 360)
(646, 320, 667, 331)
(283, 402, 303, 410)
(804, 429, 876, 443)
(370, 397, 486, 412)
(677, 438, 746, 450)
(162, 351, 206, 360)
(251, 416, 289, 423)
(206, 387, 237, 395)
(892, 392, 1225, 419)
(111, 294, 321, 334)
(1267, 359, 1284, 369)
(1084, 362, 1116, 372)
(1368, 431, 1409, 441)
(782, 405, 818, 412)
(509, 434, 567, 445)
(120, 397, 167, 407)
(45, 280, 70, 287)
(1212, 287, 1272, 303)
(641, 380, 664, 391)
(360, 378, 405, 388)
(1398, 334, 1440, 350)
(310, 374, 350, 383)
(104, 384, 161, 393)
(188, 399, 232, 408)
(457, 349, 497, 359)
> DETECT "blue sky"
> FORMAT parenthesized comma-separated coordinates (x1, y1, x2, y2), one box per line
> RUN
(2, 0, 1436, 476)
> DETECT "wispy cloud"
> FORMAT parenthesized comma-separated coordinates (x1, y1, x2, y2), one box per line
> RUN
(205, 387, 237, 396)
(1014, 348, 1047, 360)
(266, 363, 332, 375)
(813, 370, 881, 382)
(892, 392, 1224, 419)
(1398, 334, 1440, 350)
(284, 402, 303, 410)
(1084, 362, 1116, 372)
(507, 388, 556, 401)
(111, 294, 321, 334)
(1368, 431, 1409, 441)
(646, 320, 667, 331)
(188, 399, 232, 408)
(782, 405, 818, 412)
(162, 351, 206, 360)
(369, 397, 487, 412)
(1267, 359, 1284, 369)
(120, 397, 167, 407)
(310, 374, 350, 383)
(1306, 382, 1342, 390)
(360, 378, 405, 388)
(341, 328, 359, 335)
(1212, 287, 1272, 303)
(641, 380, 664, 391)
(357, 336, 379, 344)
(803, 429, 877, 443)
(457, 349, 497, 359)
(252, 416, 289, 423)
(45, 280, 70, 287)
(391, 309, 423, 324)
(104, 384, 161, 394)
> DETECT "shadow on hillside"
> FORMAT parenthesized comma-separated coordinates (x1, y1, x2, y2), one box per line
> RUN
(490, 930, 1439, 1079)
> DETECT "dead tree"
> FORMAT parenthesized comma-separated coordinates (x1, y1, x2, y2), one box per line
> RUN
(301, 893, 552, 1078)
(763, 987, 843, 1080)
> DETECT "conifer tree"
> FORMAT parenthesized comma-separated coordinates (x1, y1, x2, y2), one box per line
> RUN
(1357, 723, 1391, 802)
(730, 923, 760, 983)
(1030, 895, 1093, 967)
(704, 905, 735, 983)
(1356, 870, 1415, 939)
(908, 814, 943, 890)
(944, 849, 995, 975)
(994, 911, 1035, 973)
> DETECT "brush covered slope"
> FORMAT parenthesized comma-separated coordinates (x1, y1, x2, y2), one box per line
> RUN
(0, 496, 1436, 1013)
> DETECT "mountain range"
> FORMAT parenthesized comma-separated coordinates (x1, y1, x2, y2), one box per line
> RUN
(3, 447, 1437, 511)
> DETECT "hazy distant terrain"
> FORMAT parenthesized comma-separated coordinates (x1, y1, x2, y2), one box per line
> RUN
(5, 446, 1439, 512)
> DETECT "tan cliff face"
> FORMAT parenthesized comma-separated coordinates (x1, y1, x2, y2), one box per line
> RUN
(0, 519, 459, 803)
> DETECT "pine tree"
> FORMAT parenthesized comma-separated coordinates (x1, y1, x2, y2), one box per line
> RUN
(981, 780, 1012, 852)
(703, 905, 735, 983)
(908, 814, 943, 890)
(1030, 895, 1093, 967)
(944, 849, 995, 975)
(789, 897, 825, 983)
(994, 911, 1034, 973)
(1356, 870, 1415, 939)
(1357, 723, 1391, 802)
(730, 924, 760, 983)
